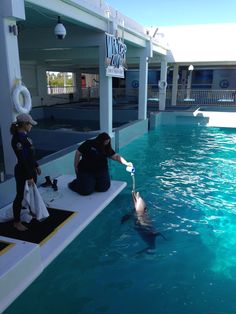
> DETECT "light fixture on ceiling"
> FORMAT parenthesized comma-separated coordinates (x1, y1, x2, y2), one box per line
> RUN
(188, 64, 194, 71)
(54, 16, 66, 40)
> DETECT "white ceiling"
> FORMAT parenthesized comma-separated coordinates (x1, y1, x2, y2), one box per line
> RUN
(17, 2, 162, 71)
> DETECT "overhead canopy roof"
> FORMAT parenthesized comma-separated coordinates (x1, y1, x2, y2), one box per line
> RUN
(17, 1, 167, 70)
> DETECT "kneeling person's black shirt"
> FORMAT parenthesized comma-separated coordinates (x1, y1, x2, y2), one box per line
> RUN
(77, 139, 115, 172)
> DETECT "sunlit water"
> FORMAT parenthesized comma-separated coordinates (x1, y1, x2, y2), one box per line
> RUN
(5, 125, 236, 314)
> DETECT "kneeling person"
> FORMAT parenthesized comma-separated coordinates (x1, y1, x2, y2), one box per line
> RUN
(69, 132, 132, 195)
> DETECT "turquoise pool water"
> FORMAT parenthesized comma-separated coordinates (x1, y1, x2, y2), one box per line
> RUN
(6, 125, 236, 314)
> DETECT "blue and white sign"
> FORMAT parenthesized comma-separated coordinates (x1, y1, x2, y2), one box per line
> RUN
(219, 79, 230, 89)
(131, 80, 139, 88)
(105, 33, 127, 78)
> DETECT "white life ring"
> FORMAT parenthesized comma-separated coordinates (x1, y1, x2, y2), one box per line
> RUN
(158, 80, 167, 90)
(12, 84, 32, 114)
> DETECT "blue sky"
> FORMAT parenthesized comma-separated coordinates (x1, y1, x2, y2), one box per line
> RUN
(106, 0, 236, 26)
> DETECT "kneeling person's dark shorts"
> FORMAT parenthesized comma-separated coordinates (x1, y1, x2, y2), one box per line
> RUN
(69, 169, 110, 195)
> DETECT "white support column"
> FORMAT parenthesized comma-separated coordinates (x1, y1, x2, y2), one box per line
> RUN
(99, 44, 113, 136)
(138, 54, 148, 120)
(36, 65, 48, 106)
(159, 57, 168, 111)
(75, 69, 82, 101)
(0, 0, 25, 175)
(186, 65, 194, 99)
(0, 8, 25, 175)
(171, 64, 179, 107)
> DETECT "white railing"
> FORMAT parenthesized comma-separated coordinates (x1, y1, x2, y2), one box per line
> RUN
(47, 86, 76, 95)
(177, 89, 236, 105)
(47, 85, 236, 106)
(78, 87, 236, 105)
(147, 87, 236, 106)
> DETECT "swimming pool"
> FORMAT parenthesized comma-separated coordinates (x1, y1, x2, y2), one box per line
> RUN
(5, 125, 236, 314)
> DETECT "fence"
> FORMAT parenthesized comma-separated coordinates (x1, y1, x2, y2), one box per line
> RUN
(177, 89, 236, 105)
(47, 86, 76, 95)
(47, 85, 236, 106)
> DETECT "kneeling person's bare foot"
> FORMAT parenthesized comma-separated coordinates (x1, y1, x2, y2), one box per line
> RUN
(13, 222, 28, 231)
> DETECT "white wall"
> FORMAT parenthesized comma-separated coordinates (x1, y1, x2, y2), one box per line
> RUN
(157, 23, 236, 64)
(21, 63, 48, 107)
(212, 69, 236, 89)
(21, 64, 37, 96)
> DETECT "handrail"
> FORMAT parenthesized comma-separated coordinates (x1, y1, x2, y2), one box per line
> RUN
(176, 89, 236, 105)
(47, 85, 76, 95)
(47, 85, 236, 105)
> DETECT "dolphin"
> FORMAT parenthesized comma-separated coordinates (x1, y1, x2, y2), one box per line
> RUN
(121, 191, 166, 253)
(132, 191, 147, 214)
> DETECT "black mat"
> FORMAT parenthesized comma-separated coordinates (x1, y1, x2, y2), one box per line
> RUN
(0, 240, 13, 253)
(0, 208, 75, 244)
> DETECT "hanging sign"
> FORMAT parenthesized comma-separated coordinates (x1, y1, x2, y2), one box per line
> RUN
(105, 33, 127, 78)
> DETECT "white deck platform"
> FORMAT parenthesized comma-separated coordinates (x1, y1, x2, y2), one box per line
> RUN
(0, 175, 127, 313)
(39, 175, 126, 267)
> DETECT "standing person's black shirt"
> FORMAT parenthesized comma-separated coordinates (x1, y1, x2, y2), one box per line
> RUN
(11, 131, 38, 179)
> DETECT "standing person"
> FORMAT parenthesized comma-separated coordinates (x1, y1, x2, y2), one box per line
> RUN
(10, 113, 41, 231)
(69, 132, 132, 195)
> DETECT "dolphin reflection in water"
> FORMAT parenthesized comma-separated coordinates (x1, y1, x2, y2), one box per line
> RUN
(121, 191, 166, 254)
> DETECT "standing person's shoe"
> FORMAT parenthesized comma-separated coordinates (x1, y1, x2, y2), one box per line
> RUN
(41, 176, 53, 187)
(52, 179, 58, 191)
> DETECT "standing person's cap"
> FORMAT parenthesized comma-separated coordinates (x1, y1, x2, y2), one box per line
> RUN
(16, 113, 37, 125)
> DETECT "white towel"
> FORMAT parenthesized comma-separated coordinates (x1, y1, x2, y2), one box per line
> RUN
(23, 182, 49, 221)
(0, 206, 32, 223)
